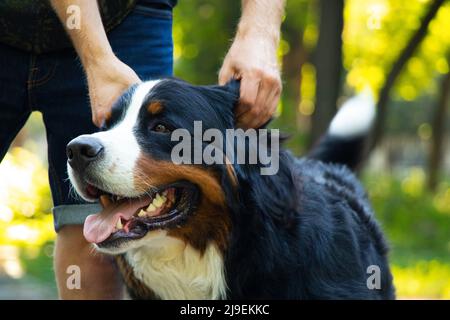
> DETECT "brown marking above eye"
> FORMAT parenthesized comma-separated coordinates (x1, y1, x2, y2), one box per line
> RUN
(147, 101, 164, 115)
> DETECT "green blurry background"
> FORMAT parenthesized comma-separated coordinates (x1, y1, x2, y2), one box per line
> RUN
(1, 0, 450, 299)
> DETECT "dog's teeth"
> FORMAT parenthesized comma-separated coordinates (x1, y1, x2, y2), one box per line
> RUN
(153, 194, 165, 208)
(146, 204, 159, 217)
(138, 209, 147, 217)
(116, 219, 123, 229)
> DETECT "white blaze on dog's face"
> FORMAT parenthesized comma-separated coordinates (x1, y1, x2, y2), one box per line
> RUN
(68, 81, 157, 200)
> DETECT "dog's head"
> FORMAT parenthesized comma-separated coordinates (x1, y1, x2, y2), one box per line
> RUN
(67, 78, 240, 254)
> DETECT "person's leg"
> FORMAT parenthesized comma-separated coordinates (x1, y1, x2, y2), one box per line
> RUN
(27, 46, 124, 299)
(54, 225, 124, 299)
(35, 4, 174, 299)
(0, 44, 31, 162)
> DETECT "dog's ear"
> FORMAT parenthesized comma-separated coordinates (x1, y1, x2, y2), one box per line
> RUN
(197, 79, 241, 111)
(220, 79, 240, 100)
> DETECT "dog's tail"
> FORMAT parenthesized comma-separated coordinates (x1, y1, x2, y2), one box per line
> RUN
(308, 89, 376, 170)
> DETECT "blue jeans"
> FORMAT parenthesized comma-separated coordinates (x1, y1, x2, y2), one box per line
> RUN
(0, 5, 173, 231)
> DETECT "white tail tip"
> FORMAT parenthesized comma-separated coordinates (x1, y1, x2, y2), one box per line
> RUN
(329, 89, 376, 138)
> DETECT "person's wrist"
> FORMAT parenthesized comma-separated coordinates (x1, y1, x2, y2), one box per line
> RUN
(232, 30, 280, 72)
(84, 54, 127, 82)
(236, 23, 280, 47)
(80, 45, 116, 71)
(84, 54, 140, 92)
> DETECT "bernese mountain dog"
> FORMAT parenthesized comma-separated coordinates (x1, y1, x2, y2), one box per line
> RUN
(66, 79, 395, 299)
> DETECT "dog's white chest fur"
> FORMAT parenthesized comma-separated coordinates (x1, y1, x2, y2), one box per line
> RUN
(125, 234, 227, 300)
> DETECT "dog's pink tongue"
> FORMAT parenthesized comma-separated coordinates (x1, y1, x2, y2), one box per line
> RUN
(83, 197, 150, 244)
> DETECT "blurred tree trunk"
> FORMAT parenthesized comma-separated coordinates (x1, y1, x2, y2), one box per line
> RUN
(310, 0, 344, 146)
(280, 24, 307, 131)
(428, 68, 450, 191)
(368, 0, 446, 155)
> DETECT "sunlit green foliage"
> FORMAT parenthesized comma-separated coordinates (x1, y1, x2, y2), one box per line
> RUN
(0, 147, 54, 247)
(364, 169, 450, 298)
(0, 147, 55, 286)
(173, 1, 240, 84)
(393, 261, 450, 299)
(365, 169, 450, 259)
(344, 0, 450, 99)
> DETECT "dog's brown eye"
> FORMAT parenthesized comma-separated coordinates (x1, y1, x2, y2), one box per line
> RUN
(152, 123, 170, 133)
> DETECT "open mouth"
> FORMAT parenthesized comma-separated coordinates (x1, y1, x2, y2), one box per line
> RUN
(82, 181, 199, 248)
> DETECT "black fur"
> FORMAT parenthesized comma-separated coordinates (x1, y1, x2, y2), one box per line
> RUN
(308, 132, 368, 170)
(226, 155, 394, 299)
(123, 78, 395, 299)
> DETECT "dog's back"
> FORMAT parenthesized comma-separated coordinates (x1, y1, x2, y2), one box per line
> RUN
(295, 159, 394, 299)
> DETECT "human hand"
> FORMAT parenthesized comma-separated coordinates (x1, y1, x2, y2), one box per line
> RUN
(85, 55, 141, 127)
(219, 34, 282, 129)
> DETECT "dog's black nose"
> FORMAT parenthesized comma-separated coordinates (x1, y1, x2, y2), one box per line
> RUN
(67, 136, 104, 172)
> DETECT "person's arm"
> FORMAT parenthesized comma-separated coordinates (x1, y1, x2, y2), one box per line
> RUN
(50, 0, 140, 127)
(219, 0, 285, 129)
(50, 0, 134, 299)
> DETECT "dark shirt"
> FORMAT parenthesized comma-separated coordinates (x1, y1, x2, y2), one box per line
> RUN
(139, 0, 178, 9)
(0, 0, 177, 54)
